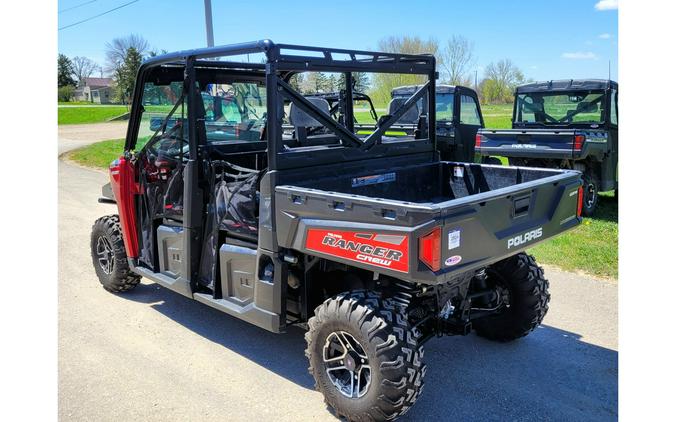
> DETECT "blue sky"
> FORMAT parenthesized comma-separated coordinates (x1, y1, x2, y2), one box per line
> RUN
(58, 0, 618, 81)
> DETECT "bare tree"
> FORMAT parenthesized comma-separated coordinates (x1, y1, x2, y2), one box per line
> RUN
(481, 59, 525, 103)
(72, 56, 98, 86)
(105, 34, 149, 73)
(440, 35, 475, 85)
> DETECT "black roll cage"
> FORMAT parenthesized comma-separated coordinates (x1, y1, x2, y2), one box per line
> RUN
(125, 40, 438, 171)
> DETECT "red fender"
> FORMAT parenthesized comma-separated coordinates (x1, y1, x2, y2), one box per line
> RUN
(109, 157, 140, 258)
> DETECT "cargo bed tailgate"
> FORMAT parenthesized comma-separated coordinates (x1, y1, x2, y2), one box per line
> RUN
(274, 163, 582, 285)
(477, 129, 579, 159)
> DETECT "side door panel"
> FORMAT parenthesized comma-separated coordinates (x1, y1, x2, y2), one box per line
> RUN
(454, 89, 484, 162)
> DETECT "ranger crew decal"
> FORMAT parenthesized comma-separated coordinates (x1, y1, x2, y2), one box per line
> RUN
(305, 229, 409, 273)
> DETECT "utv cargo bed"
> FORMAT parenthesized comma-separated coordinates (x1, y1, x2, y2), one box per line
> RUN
(275, 161, 582, 284)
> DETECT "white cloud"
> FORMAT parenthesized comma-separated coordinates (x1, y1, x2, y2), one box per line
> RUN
(595, 0, 618, 11)
(562, 51, 598, 60)
(598, 33, 612, 39)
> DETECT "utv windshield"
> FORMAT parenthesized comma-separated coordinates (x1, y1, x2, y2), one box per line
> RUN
(515, 91, 605, 125)
(201, 82, 267, 143)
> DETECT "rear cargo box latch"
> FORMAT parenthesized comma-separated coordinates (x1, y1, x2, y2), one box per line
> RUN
(512, 196, 531, 218)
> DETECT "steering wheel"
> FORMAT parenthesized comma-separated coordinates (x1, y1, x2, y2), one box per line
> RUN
(157, 123, 189, 161)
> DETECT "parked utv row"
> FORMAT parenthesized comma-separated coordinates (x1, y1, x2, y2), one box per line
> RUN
(476, 79, 618, 216)
(389, 79, 617, 216)
(91, 40, 584, 421)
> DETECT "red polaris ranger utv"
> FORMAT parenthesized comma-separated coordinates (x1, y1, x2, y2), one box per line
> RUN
(91, 40, 583, 421)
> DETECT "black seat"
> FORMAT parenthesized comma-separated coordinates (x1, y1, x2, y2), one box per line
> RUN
(289, 98, 332, 145)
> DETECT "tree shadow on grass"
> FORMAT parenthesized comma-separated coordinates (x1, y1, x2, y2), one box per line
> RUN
(121, 283, 617, 421)
(593, 191, 618, 224)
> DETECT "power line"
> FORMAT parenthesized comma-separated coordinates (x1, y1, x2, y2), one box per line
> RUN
(58, 0, 139, 31)
(59, 0, 98, 14)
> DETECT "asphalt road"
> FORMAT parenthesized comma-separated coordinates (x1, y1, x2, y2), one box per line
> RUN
(58, 125, 617, 421)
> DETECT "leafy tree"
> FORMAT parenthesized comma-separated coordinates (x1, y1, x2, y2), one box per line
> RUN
(57, 54, 77, 88)
(113, 47, 143, 104)
(288, 73, 305, 93)
(352, 72, 370, 93)
(370, 36, 440, 106)
(301, 72, 330, 93)
(327, 74, 338, 93)
(440, 35, 475, 85)
(58, 85, 76, 102)
(72, 56, 98, 86)
(338, 72, 370, 93)
(481, 59, 525, 103)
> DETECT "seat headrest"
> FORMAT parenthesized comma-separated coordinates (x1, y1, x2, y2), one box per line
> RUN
(289, 97, 330, 127)
(387, 98, 420, 125)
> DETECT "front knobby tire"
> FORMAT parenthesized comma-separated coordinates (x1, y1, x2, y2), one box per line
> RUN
(90, 215, 140, 293)
(305, 290, 426, 421)
(473, 253, 550, 342)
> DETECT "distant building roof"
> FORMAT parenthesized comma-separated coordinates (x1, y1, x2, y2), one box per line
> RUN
(83, 77, 113, 88)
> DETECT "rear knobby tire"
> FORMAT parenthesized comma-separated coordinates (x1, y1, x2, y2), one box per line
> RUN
(305, 290, 426, 421)
(473, 253, 549, 342)
(90, 215, 140, 293)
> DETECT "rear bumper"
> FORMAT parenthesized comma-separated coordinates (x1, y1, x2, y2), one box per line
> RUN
(476, 146, 579, 160)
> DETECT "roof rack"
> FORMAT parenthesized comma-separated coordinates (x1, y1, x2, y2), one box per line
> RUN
(143, 39, 436, 75)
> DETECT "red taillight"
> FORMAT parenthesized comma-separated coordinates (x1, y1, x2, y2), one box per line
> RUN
(475, 133, 483, 148)
(577, 185, 584, 217)
(573, 134, 585, 151)
(419, 226, 442, 271)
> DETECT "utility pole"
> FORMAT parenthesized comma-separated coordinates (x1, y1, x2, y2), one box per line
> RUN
(204, 0, 214, 47)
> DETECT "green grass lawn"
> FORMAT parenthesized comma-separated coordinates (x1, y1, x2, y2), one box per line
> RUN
(354, 110, 377, 123)
(58, 106, 128, 125)
(529, 192, 617, 279)
(481, 103, 512, 129)
(68, 138, 125, 169)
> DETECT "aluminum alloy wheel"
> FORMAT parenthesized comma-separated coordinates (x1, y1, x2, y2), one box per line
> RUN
(96, 236, 115, 275)
(585, 183, 598, 208)
(322, 331, 371, 399)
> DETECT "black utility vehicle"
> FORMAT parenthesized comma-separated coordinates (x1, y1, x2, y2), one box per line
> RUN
(90, 41, 583, 421)
(310, 84, 484, 163)
(390, 84, 484, 162)
(476, 79, 618, 215)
